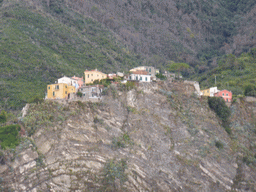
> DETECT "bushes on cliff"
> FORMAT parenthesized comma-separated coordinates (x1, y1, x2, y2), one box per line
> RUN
(208, 97, 231, 134)
(208, 97, 231, 121)
(101, 159, 127, 191)
(0, 125, 20, 149)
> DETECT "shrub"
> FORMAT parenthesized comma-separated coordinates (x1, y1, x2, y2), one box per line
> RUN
(208, 97, 232, 134)
(156, 73, 167, 80)
(244, 85, 256, 96)
(101, 159, 127, 190)
(0, 111, 7, 124)
(76, 92, 82, 97)
(28, 96, 44, 104)
(125, 81, 136, 90)
(215, 141, 224, 149)
(208, 97, 231, 122)
(0, 125, 20, 149)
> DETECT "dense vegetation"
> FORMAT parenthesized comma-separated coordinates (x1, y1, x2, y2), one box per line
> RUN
(1, 0, 256, 110)
(0, 1, 143, 109)
(196, 49, 256, 95)
(0, 124, 20, 149)
(208, 97, 231, 134)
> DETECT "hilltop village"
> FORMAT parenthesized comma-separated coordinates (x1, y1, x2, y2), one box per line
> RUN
(46, 66, 233, 103)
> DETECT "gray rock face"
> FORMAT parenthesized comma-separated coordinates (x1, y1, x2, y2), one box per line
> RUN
(1, 81, 256, 191)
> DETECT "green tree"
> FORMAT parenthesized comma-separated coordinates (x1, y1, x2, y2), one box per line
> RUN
(168, 62, 190, 79)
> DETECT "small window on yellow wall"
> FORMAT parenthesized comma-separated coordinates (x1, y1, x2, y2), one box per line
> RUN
(65, 91, 67, 94)
(48, 86, 50, 89)
(88, 74, 89, 78)
(91, 74, 93, 76)
(65, 86, 67, 88)
(53, 92, 55, 96)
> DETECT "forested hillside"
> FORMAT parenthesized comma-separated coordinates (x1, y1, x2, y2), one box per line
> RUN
(0, 0, 143, 109)
(1, 0, 256, 109)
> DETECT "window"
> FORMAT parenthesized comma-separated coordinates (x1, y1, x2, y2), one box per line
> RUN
(48, 86, 50, 89)
(91, 74, 93, 76)
(226, 93, 228, 96)
(65, 85, 67, 88)
(65, 91, 67, 94)
(88, 74, 89, 78)
(222, 93, 224, 96)
(207, 90, 209, 93)
(149, 68, 151, 72)
(55, 85, 59, 90)
(136, 76, 138, 80)
(226, 99, 228, 102)
(53, 91, 55, 96)
(140, 77, 142, 80)
(146, 68, 148, 71)
(91, 79, 93, 81)
(145, 77, 147, 81)
(130, 76, 132, 80)
(97, 74, 99, 77)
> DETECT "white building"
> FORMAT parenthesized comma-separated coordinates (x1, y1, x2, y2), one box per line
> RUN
(128, 74, 151, 82)
(58, 76, 79, 89)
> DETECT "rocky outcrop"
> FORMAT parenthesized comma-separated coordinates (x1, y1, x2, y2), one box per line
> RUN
(1, 81, 256, 191)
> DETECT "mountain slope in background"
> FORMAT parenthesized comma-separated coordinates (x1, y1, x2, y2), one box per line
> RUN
(1, 0, 256, 109)
(0, 0, 143, 109)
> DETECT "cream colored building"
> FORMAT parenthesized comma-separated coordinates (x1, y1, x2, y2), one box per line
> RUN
(46, 83, 76, 100)
(84, 69, 107, 84)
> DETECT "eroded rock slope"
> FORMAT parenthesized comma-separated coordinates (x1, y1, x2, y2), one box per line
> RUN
(1, 81, 256, 191)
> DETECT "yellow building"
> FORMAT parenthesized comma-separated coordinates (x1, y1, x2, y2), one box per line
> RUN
(201, 88, 210, 96)
(84, 69, 107, 84)
(47, 83, 76, 99)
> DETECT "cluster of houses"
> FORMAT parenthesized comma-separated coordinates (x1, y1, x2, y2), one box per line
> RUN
(201, 87, 232, 102)
(46, 65, 232, 103)
(46, 66, 159, 100)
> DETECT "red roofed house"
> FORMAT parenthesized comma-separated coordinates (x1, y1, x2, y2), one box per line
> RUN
(214, 90, 232, 102)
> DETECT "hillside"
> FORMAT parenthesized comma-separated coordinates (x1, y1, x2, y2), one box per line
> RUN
(195, 50, 256, 95)
(1, 81, 256, 191)
(1, 0, 256, 110)
(0, 0, 143, 109)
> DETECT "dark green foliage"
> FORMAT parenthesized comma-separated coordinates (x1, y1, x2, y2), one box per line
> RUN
(125, 81, 136, 91)
(101, 159, 127, 191)
(215, 141, 224, 149)
(93, 116, 104, 124)
(0, 111, 7, 124)
(76, 92, 82, 97)
(112, 133, 133, 149)
(28, 96, 44, 104)
(208, 97, 232, 134)
(0, 125, 20, 149)
(156, 73, 167, 80)
(208, 97, 231, 122)
(244, 85, 256, 96)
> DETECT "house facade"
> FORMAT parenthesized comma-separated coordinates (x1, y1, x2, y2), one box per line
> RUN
(71, 76, 83, 88)
(201, 87, 218, 97)
(214, 90, 232, 102)
(46, 83, 76, 100)
(128, 71, 151, 82)
(130, 66, 159, 77)
(78, 85, 103, 100)
(58, 76, 79, 89)
(84, 69, 107, 84)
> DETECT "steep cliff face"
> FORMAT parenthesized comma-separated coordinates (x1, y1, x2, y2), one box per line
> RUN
(1, 81, 256, 191)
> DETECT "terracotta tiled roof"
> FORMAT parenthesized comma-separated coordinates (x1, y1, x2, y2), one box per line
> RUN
(131, 70, 148, 75)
